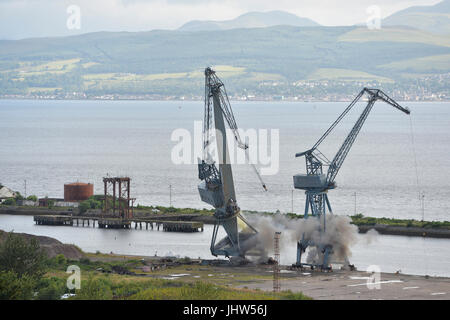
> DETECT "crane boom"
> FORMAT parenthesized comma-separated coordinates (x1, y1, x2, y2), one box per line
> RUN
(326, 88, 410, 185)
(204, 68, 247, 152)
(203, 68, 267, 191)
(292, 88, 410, 270)
(311, 89, 365, 151)
(199, 67, 264, 258)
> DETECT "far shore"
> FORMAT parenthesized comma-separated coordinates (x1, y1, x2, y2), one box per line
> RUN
(1, 205, 450, 239)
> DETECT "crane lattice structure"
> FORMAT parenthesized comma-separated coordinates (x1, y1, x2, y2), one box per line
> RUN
(198, 67, 266, 258)
(293, 88, 410, 270)
(273, 232, 281, 292)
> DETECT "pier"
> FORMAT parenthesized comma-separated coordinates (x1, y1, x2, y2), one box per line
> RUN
(34, 215, 73, 226)
(33, 215, 203, 233)
(163, 221, 204, 232)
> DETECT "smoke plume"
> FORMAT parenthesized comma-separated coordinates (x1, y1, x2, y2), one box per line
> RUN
(243, 213, 360, 265)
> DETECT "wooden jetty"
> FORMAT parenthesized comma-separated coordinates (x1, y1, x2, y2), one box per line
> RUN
(33, 215, 203, 233)
(163, 221, 204, 232)
(129, 219, 203, 232)
(98, 218, 131, 229)
(34, 215, 73, 226)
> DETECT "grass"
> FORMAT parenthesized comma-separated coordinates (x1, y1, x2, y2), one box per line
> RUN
(383, 12, 450, 35)
(129, 282, 309, 300)
(307, 68, 394, 83)
(27, 87, 62, 93)
(338, 26, 450, 47)
(350, 214, 450, 229)
(81, 62, 98, 69)
(1, 25, 449, 99)
(247, 72, 285, 82)
(378, 54, 450, 73)
(13, 58, 81, 77)
(82, 65, 246, 83)
(40, 256, 311, 300)
(134, 205, 214, 216)
(242, 210, 450, 229)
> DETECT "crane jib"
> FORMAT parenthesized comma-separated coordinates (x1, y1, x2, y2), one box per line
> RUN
(295, 88, 410, 187)
(203, 67, 268, 192)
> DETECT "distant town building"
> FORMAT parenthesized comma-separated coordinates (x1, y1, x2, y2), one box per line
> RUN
(38, 198, 62, 207)
(0, 185, 16, 203)
(38, 198, 79, 208)
(16, 200, 37, 206)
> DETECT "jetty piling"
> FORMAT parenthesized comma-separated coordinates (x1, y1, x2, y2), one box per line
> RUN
(33, 215, 203, 233)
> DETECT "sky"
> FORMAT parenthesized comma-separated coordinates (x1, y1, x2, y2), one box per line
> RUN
(0, 0, 442, 39)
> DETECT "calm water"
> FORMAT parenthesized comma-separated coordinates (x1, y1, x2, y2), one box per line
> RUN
(0, 214, 449, 277)
(0, 99, 449, 221)
(0, 99, 449, 277)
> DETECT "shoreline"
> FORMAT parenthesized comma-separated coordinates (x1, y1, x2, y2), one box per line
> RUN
(1, 97, 449, 103)
(1, 206, 450, 239)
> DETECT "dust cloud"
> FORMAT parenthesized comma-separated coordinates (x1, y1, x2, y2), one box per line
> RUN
(243, 213, 371, 266)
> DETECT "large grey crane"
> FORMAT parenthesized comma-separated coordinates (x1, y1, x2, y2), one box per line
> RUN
(198, 67, 266, 258)
(294, 88, 410, 269)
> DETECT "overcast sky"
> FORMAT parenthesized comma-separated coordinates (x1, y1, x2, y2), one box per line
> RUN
(0, 0, 442, 39)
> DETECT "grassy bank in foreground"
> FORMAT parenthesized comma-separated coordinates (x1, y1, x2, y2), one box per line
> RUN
(0, 231, 310, 300)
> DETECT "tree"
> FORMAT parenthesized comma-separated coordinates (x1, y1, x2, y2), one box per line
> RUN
(79, 197, 102, 214)
(14, 192, 24, 201)
(2, 198, 15, 206)
(36, 277, 66, 300)
(0, 232, 47, 278)
(79, 201, 90, 214)
(0, 271, 36, 300)
(47, 199, 55, 208)
(26, 195, 38, 202)
(74, 276, 113, 300)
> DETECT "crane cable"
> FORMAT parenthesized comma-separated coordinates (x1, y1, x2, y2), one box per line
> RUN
(409, 113, 428, 275)
(408, 114, 422, 206)
(244, 147, 268, 191)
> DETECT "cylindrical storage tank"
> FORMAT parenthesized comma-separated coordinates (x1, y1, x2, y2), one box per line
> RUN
(64, 182, 94, 202)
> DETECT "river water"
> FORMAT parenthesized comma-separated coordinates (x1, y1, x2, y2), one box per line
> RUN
(0, 214, 449, 277)
(0, 99, 449, 220)
(0, 99, 449, 276)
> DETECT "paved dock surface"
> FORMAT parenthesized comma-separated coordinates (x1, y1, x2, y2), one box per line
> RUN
(238, 270, 450, 300)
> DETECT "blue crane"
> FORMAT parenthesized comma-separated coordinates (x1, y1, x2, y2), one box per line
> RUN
(293, 88, 411, 270)
(198, 67, 266, 258)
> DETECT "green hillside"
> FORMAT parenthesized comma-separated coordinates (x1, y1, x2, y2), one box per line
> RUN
(179, 11, 319, 31)
(0, 25, 449, 99)
(383, 0, 450, 34)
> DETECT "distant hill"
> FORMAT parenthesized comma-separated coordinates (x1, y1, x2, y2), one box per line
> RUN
(178, 11, 320, 31)
(383, 0, 450, 34)
(0, 25, 449, 99)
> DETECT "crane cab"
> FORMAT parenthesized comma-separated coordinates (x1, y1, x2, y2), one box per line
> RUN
(293, 173, 328, 190)
(198, 180, 224, 208)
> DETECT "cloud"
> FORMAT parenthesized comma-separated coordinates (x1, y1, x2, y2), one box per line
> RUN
(0, 0, 443, 39)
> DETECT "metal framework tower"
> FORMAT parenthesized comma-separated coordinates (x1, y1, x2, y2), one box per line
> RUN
(103, 177, 135, 219)
(294, 88, 410, 270)
(273, 232, 281, 292)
